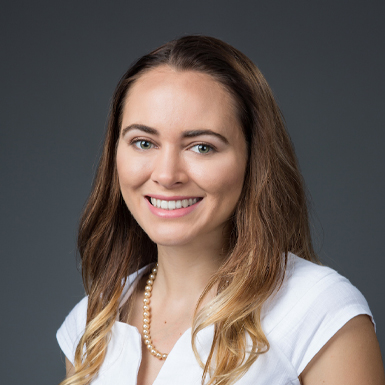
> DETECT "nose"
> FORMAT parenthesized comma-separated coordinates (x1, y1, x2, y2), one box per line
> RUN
(151, 147, 188, 188)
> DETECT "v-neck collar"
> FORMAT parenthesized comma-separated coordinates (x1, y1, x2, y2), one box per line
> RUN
(106, 265, 214, 385)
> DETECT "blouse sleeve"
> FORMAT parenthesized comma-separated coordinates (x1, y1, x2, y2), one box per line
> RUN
(264, 256, 374, 375)
(295, 274, 373, 374)
(56, 267, 148, 365)
(56, 296, 88, 365)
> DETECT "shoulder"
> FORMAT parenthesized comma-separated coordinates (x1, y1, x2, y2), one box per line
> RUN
(56, 266, 149, 364)
(262, 253, 374, 375)
(56, 296, 88, 365)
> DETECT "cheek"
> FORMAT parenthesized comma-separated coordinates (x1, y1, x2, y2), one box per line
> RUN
(116, 145, 150, 191)
(191, 156, 246, 201)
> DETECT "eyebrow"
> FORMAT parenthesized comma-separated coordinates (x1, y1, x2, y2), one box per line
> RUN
(121, 124, 158, 137)
(121, 124, 229, 144)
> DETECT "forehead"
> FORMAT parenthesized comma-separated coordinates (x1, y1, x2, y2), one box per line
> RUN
(127, 65, 233, 102)
(121, 66, 240, 132)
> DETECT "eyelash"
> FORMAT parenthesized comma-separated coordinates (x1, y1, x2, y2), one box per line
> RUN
(130, 139, 216, 154)
(190, 143, 215, 154)
(132, 139, 155, 150)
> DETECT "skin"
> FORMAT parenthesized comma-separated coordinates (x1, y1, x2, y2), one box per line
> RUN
(116, 66, 247, 249)
(65, 66, 385, 385)
(299, 315, 385, 385)
(116, 66, 248, 385)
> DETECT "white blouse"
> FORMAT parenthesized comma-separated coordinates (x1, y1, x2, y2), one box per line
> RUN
(57, 254, 373, 384)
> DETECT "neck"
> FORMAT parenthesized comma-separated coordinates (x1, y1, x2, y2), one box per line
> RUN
(154, 238, 226, 304)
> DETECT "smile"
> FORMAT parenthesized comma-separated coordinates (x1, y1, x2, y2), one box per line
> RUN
(148, 197, 201, 210)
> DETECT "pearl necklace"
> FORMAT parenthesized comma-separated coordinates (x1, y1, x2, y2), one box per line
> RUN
(142, 264, 168, 360)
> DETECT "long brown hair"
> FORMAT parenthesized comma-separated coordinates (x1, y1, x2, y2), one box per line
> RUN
(60, 35, 316, 385)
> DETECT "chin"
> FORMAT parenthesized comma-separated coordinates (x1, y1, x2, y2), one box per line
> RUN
(145, 229, 197, 247)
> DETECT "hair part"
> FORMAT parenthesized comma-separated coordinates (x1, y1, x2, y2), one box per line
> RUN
(60, 35, 316, 385)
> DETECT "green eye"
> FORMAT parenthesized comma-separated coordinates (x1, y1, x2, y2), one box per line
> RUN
(191, 144, 212, 154)
(135, 140, 153, 150)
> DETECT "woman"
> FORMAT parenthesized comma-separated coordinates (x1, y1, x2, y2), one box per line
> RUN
(57, 36, 385, 385)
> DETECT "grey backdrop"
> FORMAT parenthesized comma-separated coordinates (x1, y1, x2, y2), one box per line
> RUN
(1, 0, 384, 383)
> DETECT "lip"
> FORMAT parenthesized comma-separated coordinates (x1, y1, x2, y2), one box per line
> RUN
(145, 195, 203, 218)
(146, 194, 202, 201)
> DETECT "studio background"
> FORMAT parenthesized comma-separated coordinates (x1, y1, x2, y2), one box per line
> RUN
(1, 0, 384, 383)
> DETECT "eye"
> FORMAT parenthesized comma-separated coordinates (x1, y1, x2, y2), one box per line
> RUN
(190, 144, 213, 154)
(133, 140, 153, 150)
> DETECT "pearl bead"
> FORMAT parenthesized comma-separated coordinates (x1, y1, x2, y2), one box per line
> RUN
(142, 264, 168, 361)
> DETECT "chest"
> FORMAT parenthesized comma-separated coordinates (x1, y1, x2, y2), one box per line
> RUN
(123, 284, 196, 385)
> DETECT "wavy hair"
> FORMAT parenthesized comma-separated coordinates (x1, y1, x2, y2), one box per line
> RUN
(60, 35, 316, 385)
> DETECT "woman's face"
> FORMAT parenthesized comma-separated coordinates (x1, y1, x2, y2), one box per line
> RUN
(116, 66, 247, 247)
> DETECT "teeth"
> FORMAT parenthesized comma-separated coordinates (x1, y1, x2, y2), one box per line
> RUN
(149, 198, 199, 210)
